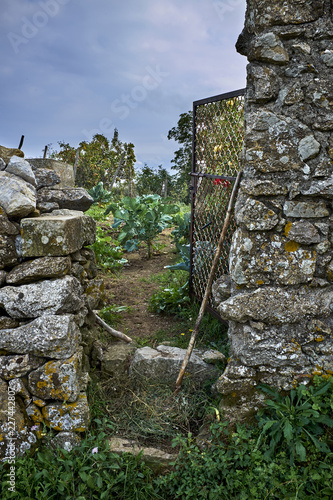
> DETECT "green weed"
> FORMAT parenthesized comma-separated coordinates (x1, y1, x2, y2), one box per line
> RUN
(256, 377, 333, 465)
(156, 419, 333, 499)
(89, 227, 127, 272)
(0, 426, 157, 500)
(99, 304, 132, 328)
(85, 203, 108, 221)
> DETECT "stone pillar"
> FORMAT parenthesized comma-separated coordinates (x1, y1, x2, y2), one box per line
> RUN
(213, 1, 333, 419)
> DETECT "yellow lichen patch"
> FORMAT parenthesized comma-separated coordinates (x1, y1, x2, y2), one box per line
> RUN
(284, 221, 292, 237)
(312, 365, 323, 375)
(285, 240, 300, 252)
(286, 339, 302, 352)
(33, 399, 46, 408)
(232, 392, 237, 398)
(29, 408, 43, 424)
(37, 381, 48, 389)
(315, 336, 324, 342)
(256, 280, 264, 285)
(45, 362, 58, 376)
(268, 210, 275, 216)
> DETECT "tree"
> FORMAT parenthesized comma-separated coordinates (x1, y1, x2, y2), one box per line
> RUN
(167, 111, 192, 203)
(135, 164, 174, 197)
(52, 130, 136, 191)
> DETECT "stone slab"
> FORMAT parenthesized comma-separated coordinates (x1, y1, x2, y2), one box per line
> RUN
(28, 159, 74, 189)
(218, 286, 333, 324)
(37, 187, 93, 212)
(109, 437, 177, 474)
(229, 228, 316, 286)
(0, 276, 83, 318)
(21, 212, 96, 257)
(0, 353, 46, 380)
(0, 314, 80, 359)
(130, 345, 220, 387)
(28, 350, 82, 402)
(6, 156, 36, 187)
(6, 256, 71, 285)
(0, 171, 36, 218)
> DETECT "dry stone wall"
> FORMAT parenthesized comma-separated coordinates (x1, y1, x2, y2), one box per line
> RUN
(0, 148, 103, 460)
(213, 0, 333, 419)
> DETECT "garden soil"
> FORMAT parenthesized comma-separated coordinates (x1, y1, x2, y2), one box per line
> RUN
(99, 228, 183, 344)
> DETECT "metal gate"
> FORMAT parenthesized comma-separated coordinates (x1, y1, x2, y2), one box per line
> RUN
(189, 88, 245, 318)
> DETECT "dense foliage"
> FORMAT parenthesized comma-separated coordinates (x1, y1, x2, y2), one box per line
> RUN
(135, 164, 174, 197)
(148, 269, 190, 315)
(157, 419, 333, 499)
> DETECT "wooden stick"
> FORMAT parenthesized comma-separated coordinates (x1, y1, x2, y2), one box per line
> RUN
(92, 311, 133, 343)
(174, 169, 243, 393)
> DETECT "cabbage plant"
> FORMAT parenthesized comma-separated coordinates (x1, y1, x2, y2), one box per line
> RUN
(105, 194, 179, 258)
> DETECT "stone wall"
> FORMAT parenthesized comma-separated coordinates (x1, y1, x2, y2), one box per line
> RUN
(0, 149, 103, 460)
(213, 1, 333, 419)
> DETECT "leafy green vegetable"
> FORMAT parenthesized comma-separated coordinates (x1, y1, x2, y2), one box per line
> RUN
(105, 194, 179, 258)
(88, 181, 113, 204)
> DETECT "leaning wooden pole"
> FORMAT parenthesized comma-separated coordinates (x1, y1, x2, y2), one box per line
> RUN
(174, 169, 243, 393)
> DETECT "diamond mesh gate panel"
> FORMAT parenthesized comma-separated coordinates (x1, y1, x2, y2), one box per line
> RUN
(190, 89, 245, 315)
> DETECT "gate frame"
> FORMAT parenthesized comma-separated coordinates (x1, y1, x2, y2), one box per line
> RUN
(189, 88, 246, 321)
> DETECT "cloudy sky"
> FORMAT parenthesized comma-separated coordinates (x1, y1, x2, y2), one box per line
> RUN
(1, 0, 247, 171)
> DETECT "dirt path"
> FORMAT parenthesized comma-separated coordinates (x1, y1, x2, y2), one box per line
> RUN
(100, 229, 183, 344)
